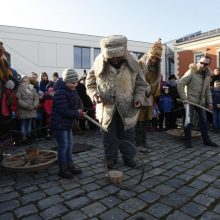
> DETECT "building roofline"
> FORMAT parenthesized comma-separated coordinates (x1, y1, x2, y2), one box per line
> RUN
(0, 25, 151, 44)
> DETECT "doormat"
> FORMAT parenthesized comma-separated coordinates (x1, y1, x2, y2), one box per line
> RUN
(72, 143, 94, 153)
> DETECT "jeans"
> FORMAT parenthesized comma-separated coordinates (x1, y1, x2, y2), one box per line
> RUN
(103, 111, 136, 161)
(184, 105, 209, 142)
(20, 118, 32, 137)
(213, 108, 220, 129)
(54, 129, 73, 166)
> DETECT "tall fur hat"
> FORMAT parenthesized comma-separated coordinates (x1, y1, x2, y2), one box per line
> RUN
(100, 35, 127, 59)
(148, 38, 163, 60)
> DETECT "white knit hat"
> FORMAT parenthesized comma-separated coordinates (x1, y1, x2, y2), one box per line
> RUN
(62, 68, 79, 83)
(5, 80, 15, 90)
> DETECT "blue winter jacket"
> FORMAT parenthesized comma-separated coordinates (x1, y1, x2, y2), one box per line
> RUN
(51, 80, 82, 130)
(158, 94, 174, 113)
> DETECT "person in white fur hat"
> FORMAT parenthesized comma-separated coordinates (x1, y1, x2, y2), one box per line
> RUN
(86, 35, 150, 169)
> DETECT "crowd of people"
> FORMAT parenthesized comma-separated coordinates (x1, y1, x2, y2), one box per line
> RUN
(1, 36, 220, 179)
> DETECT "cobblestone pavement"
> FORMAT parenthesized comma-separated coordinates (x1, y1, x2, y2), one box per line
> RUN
(0, 130, 220, 220)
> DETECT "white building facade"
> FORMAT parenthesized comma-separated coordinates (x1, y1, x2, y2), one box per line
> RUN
(0, 25, 166, 79)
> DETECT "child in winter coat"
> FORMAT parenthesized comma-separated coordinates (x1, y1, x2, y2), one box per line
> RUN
(44, 87, 54, 139)
(158, 86, 174, 130)
(16, 75, 39, 144)
(51, 68, 84, 179)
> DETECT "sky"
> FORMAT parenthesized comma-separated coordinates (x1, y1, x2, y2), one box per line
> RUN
(1, 0, 220, 44)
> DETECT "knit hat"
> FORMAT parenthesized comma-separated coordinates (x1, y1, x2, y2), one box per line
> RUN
(21, 75, 29, 82)
(62, 68, 79, 83)
(48, 87, 54, 93)
(5, 80, 15, 90)
(100, 35, 127, 59)
(148, 38, 163, 60)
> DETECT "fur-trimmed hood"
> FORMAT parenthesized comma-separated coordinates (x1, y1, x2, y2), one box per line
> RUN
(188, 63, 212, 76)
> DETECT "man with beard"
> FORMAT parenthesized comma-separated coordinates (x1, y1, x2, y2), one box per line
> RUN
(177, 56, 218, 148)
(86, 35, 148, 169)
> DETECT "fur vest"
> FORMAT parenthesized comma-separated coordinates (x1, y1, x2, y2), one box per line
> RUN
(86, 54, 147, 130)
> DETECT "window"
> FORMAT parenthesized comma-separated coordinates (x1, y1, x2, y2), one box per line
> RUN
(195, 53, 204, 64)
(94, 48, 101, 60)
(74, 46, 90, 69)
(131, 51, 144, 60)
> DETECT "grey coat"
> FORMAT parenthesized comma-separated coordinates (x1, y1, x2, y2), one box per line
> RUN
(177, 64, 212, 106)
(16, 84, 39, 119)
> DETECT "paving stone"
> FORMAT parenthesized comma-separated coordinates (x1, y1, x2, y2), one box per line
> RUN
(62, 210, 88, 220)
(21, 185, 39, 194)
(65, 196, 91, 210)
(181, 202, 207, 217)
(117, 189, 136, 200)
(0, 186, 14, 195)
(15, 204, 38, 219)
(198, 174, 217, 183)
(99, 207, 129, 220)
(194, 194, 215, 207)
(20, 191, 46, 205)
(60, 188, 85, 200)
(81, 202, 107, 218)
(200, 211, 220, 220)
(0, 178, 15, 187)
(39, 181, 59, 190)
(167, 210, 194, 220)
(61, 182, 81, 190)
(165, 178, 185, 188)
(0, 191, 20, 202)
(177, 185, 199, 197)
(40, 204, 68, 220)
(189, 179, 209, 190)
(151, 184, 175, 196)
(146, 202, 172, 218)
(138, 191, 160, 203)
(100, 195, 121, 208)
(213, 204, 220, 214)
(119, 198, 147, 214)
(127, 212, 158, 220)
(82, 182, 101, 192)
(0, 212, 14, 220)
(149, 167, 166, 175)
(43, 186, 64, 196)
(160, 192, 190, 208)
(87, 189, 108, 201)
(203, 187, 220, 199)
(0, 200, 20, 214)
(37, 195, 64, 210)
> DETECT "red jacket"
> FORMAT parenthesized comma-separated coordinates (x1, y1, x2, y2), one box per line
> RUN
(2, 88, 18, 117)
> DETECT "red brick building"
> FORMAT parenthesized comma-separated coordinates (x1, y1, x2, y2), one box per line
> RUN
(174, 29, 220, 78)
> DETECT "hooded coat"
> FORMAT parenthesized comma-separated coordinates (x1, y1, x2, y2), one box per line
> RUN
(177, 64, 212, 106)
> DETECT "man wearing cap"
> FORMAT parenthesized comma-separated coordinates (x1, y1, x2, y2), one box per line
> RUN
(136, 39, 163, 151)
(86, 35, 148, 168)
(177, 56, 218, 148)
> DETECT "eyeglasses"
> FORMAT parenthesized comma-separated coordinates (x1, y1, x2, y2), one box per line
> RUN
(200, 62, 209, 66)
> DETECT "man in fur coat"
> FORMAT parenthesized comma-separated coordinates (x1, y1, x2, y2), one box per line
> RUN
(135, 39, 163, 152)
(177, 56, 218, 148)
(86, 35, 148, 168)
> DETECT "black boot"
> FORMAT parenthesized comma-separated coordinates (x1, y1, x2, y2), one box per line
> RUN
(59, 166, 73, 179)
(184, 124, 192, 148)
(68, 164, 82, 174)
(203, 140, 219, 147)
